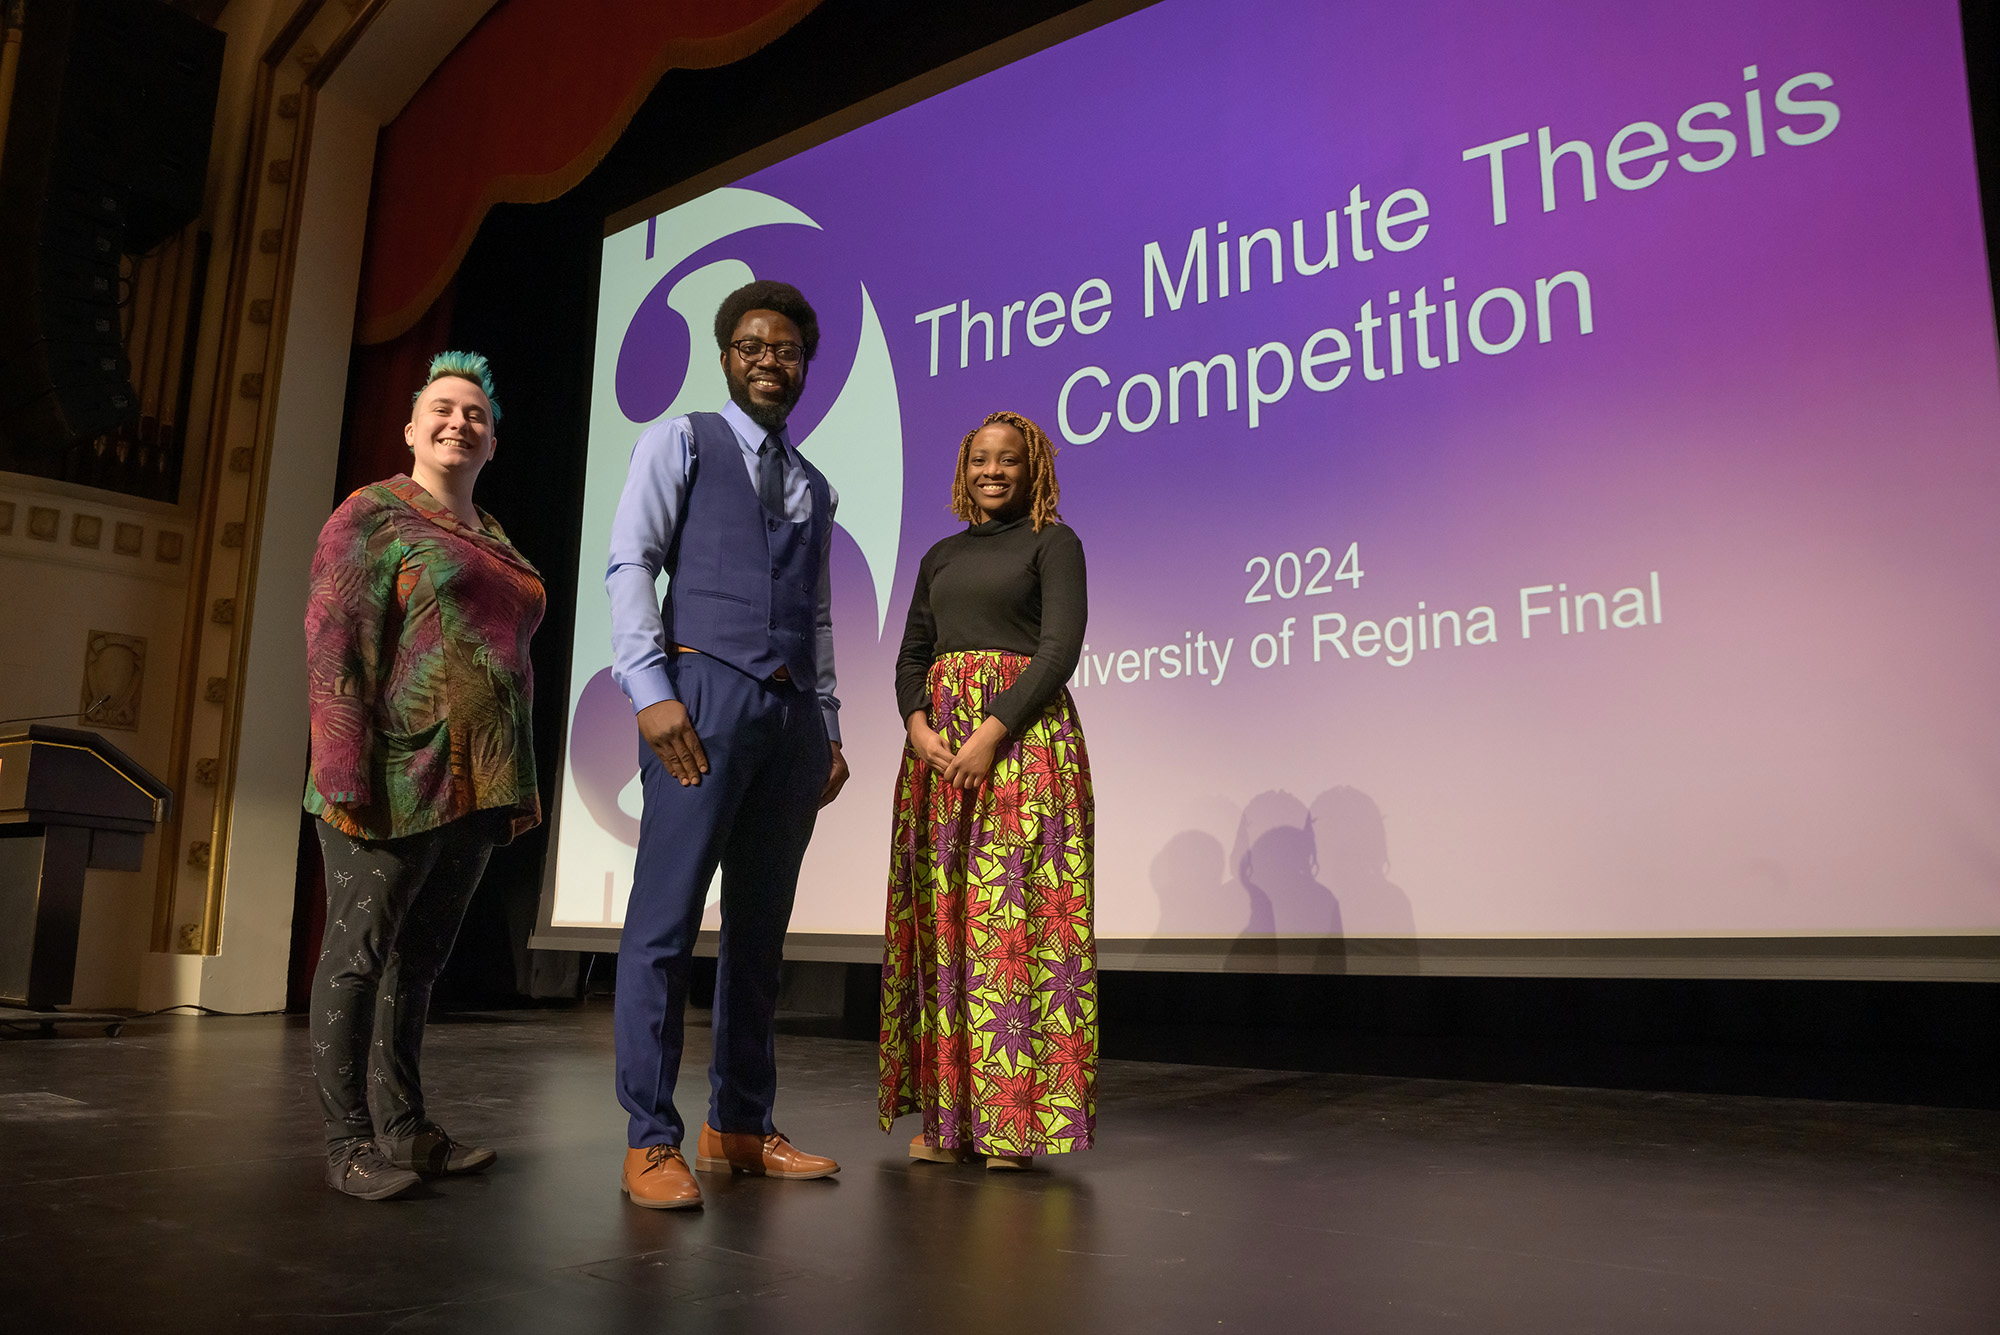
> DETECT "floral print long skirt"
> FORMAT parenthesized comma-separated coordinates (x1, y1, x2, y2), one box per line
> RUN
(877, 650, 1097, 1157)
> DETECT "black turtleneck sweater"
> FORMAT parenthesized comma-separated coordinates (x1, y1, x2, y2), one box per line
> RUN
(894, 515, 1088, 735)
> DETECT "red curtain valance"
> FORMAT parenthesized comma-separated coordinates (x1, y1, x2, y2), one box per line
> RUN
(354, 0, 820, 346)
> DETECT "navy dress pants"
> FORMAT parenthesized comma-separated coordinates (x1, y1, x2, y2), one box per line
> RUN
(615, 653, 830, 1148)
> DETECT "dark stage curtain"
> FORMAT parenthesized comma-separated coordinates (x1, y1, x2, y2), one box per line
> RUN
(353, 0, 820, 348)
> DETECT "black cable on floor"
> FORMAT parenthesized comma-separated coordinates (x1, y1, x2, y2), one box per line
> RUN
(0, 1003, 287, 1035)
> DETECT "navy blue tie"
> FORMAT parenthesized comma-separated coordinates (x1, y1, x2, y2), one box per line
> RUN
(757, 436, 787, 518)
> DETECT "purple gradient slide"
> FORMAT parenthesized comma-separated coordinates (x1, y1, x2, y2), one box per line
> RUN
(554, 0, 2000, 944)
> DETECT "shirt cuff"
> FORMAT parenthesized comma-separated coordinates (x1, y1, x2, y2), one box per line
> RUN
(821, 702, 842, 745)
(623, 664, 678, 714)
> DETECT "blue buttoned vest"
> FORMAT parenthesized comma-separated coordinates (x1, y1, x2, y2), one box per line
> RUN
(663, 411, 830, 686)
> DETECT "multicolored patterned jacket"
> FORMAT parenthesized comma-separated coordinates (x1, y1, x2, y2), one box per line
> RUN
(303, 474, 545, 841)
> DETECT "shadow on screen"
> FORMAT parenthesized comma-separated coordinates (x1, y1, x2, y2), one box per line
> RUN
(1150, 830, 1227, 936)
(1308, 786, 1413, 938)
(1223, 791, 1344, 971)
(1147, 786, 1413, 971)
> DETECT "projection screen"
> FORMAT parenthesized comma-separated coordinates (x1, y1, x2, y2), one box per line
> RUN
(532, 0, 2000, 978)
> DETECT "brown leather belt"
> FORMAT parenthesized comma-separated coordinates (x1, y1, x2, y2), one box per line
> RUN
(675, 646, 789, 684)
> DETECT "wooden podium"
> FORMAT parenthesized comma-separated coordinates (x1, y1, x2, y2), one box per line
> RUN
(0, 724, 172, 1017)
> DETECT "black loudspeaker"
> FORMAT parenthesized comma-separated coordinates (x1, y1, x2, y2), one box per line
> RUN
(0, 0, 223, 470)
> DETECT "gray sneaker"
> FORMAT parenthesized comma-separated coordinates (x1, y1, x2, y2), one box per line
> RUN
(326, 1142, 421, 1200)
(379, 1122, 497, 1175)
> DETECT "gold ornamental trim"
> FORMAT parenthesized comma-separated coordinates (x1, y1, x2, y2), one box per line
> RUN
(151, 0, 385, 954)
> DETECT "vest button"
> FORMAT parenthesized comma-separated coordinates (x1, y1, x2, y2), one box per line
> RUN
(768, 518, 778, 531)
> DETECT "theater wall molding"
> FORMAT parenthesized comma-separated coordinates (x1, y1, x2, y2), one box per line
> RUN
(2, 0, 503, 1011)
(4, 0, 819, 1012)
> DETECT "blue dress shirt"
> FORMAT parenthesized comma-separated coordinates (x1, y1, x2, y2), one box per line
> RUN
(606, 399, 842, 742)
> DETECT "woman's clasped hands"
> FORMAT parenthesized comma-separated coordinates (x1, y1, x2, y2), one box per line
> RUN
(905, 711, 1007, 791)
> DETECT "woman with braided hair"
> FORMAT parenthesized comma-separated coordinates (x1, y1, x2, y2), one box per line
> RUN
(878, 411, 1095, 1171)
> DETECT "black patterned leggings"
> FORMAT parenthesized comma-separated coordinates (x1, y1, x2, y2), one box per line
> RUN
(309, 812, 501, 1157)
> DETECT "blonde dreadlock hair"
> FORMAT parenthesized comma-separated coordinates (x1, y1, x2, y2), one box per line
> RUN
(950, 411, 1062, 531)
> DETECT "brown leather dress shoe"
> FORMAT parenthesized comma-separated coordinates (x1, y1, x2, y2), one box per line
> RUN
(621, 1144, 702, 1209)
(695, 1121, 839, 1179)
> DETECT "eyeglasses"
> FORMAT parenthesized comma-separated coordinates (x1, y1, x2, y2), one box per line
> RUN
(730, 338, 804, 366)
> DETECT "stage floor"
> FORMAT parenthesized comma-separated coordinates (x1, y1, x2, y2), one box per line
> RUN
(3, 1007, 1996, 1333)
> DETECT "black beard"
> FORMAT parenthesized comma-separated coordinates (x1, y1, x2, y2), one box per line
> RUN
(726, 367, 802, 433)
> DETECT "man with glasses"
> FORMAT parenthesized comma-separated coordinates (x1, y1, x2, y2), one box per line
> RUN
(605, 280, 850, 1208)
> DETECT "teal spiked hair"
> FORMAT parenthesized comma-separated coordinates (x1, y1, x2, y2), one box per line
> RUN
(413, 350, 502, 421)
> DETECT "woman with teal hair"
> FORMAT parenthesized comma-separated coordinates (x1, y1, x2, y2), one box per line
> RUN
(301, 351, 545, 1199)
